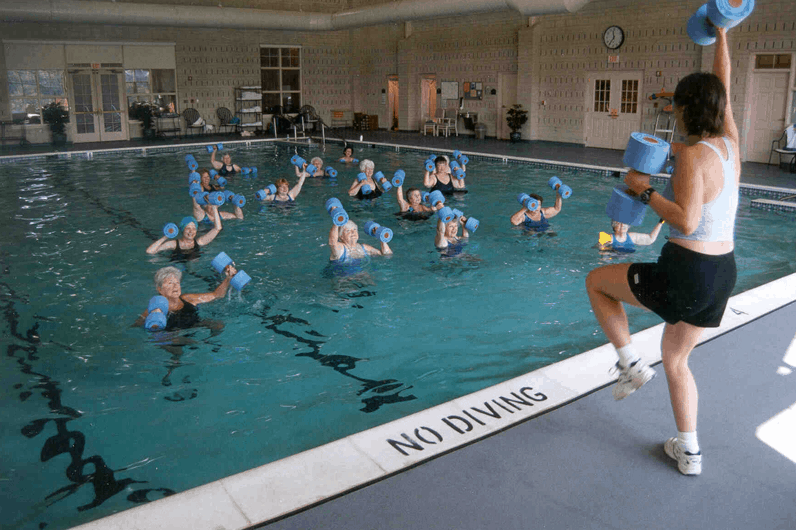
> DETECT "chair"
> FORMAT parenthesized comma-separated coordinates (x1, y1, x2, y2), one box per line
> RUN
(422, 115, 436, 136)
(434, 108, 457, 138)
(768, 124, 796, 171)
(216, 107, 236, 134)
(182, 108, 205, 136)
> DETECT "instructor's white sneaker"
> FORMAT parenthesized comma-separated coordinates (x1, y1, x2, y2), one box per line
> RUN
(664, 437, 702, 475)
(612, 360, 656, 400)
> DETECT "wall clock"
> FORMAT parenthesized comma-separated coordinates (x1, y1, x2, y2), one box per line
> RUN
(603, 26, 625, 50)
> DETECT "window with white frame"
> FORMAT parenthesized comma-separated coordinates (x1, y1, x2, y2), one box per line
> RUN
(7, 70, 68, 123)
(260, 46, 301, 114)
(125, 68, 177, 114)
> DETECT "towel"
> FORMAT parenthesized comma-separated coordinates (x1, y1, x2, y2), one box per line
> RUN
(786, 125, 796, 150)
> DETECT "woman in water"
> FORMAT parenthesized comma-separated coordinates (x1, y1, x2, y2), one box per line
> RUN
(424, 155, 467, 194)
(210, 146, 241, 177)
(348, 159, 384, 200)
(509, 192, 562, 232)
(339, 145, 358, 164)
(395, 183, 437, 220)
(329, 220, 392, 262)
(146, 207, 222, 259)
(259, 172, 307, 204)
(192, 168, 244, 221)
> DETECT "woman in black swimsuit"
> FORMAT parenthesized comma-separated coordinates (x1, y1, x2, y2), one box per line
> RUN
(210, 145, 241, 176)
(348, 159, 384, 200)
(139, 264, 237, 332)
(424, 155, 467, 194)
(146, 206, 222, 257)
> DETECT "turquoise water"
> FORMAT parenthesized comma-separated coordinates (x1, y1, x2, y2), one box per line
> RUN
(1, 143, 794, 529)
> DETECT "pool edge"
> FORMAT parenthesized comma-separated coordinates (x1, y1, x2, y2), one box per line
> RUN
(70, 271, 796, 530)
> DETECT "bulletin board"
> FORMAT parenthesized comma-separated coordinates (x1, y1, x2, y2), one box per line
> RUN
(463, 81, 482, 100)
(440, 81, 459, 101)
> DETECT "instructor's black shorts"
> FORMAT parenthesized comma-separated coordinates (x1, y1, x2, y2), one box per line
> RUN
(628, 242, 737, 328)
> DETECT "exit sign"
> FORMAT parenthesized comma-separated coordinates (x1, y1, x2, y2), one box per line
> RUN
(91, 63, 101, 69)
(608, 55, 619, 63)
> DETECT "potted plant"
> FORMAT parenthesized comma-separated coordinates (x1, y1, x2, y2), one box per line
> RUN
(41, 101, 70, 145)
(506, 104, 528, 142)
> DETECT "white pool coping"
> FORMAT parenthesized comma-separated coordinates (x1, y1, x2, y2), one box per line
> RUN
(68, 270, 796, 530)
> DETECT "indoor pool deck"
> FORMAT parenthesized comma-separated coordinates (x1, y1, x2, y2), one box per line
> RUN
(3, 132, 795, 530)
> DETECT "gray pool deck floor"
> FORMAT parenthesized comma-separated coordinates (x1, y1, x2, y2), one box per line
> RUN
(4, 130, 796, 530)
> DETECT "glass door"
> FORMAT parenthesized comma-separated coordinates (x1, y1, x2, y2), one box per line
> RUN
(69, 69, 128, 143)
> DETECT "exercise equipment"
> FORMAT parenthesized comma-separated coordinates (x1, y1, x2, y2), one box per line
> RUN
(464, 217, 480, 233)
(188, 171, 201, 184)
(449, 160, 461, 171)
(291, 155, 307, 169)
(209, 169, 218, 178)
(437, 206, 455, 223)
(231, 194, 246, 208)
(605, 184, 647, 226)
(457, 154, 469, 165)
(373, 171, 392, 191)
(518, 193, 540, 212)
(216, 177, 228, 188)
(211, 252, 251, 291)
(186, 157, 198, 171)
(623, 132, 670, 174)
(392, 170, 406, 187)
(189, 182, 203, 197)
(207, 191, 226, 206)
(425, 159, 435, 172)
(163, 223, 179, 238)
(144, 295, 169, 331)
(205, 143, 224, 153)
(224, 190, 236, 202)
(363, 221, 394, 243)
(360, 184, 373, 195)
(325, 166, 338, 178)
(548, 176, 573, 199)
(339, 157, 360, 163)
(356, 172, 367, 182)
(194, 191, 209, 205)
(452, 208, 464, 219)
(241, 167, 252, 176)
(453, 167, 466, 180)
(255, 184, 277, 201)
(428, 190, 445, 208)
(688, 0, 755, 45)
(453, 150, 462, 159)
(325, 197, 349, 226)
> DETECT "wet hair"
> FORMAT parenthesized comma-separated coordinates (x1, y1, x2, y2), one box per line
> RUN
(154, 266, 182, 290)
(275, 178, 289, 187)
(310, 157, 323, 166)
(198, 168, 210, 176)
(406, 187, 421, 201)
(343, 146, 353, 154)
(341, 220, 357, 233)
(611, 220, 629, 232)
(673, 72, 726, 137)
(435, 155, 450, 167)
(359, 159, 375, 172)
(530, 193, 543, 204)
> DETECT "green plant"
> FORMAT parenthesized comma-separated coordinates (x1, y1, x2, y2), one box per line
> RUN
(128, 101, 157, 134)
(506, 104, 528, 133)
(41, 101, 70, 136)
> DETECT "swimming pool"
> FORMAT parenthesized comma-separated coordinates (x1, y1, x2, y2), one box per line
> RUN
(1, 141, 794, 529)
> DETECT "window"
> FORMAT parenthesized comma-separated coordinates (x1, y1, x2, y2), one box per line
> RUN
(125, 69, 177, 115)
(620, 79, 639, 114)
(755, 54, 792, 70)
(7, 70, 68, 123)
(260, 46, 301, 113)
(594, 79, 610, 112)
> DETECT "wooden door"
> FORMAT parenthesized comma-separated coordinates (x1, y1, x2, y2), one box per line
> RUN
(745, 71, 789, 162)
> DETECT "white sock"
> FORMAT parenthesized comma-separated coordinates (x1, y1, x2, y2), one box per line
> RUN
(616, 343, 640, 368)
(677, 430, 699, 454)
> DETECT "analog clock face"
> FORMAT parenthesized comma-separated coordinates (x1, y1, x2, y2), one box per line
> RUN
(603, 26, 624, 50)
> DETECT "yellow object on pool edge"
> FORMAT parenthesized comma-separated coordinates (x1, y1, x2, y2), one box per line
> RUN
(598, 232, 613, 246)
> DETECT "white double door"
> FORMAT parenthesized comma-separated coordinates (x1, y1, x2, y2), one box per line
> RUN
(585, 71, 643, 149)
(69, 69, 128, 143)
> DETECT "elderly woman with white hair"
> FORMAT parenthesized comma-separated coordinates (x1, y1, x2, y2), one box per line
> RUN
(329, 219, 392, 262)
(348, 159, 384, 200)
(598, 219, 665, 253)
(138, 264, 237, 331)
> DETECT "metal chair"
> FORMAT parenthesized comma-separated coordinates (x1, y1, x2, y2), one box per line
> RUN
(216, 107, 236, 134)
(181, 108, 205, 136)
(768, 124, 796, 171)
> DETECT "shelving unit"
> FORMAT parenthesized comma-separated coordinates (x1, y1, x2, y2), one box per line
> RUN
(155, 113, 181, 138)
(235, 86, 263, 133)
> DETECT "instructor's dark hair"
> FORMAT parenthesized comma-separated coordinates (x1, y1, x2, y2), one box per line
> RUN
(673, 72, 726, 137)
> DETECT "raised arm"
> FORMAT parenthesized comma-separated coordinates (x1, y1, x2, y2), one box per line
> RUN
(713, 27, 739, 144)
(628, 219, 664, 246)
(289, 173, 307, 200)
(424, 170, 437, 188)
(510, 207, 528, 226)
(210, 147, 222, 170)
(145, 234, 178, 254)
(348, 177, 364, 197)
(396, 185, 409, 211)
(182, 265, 235, 305)
(435, 218, 448, 249)
(459, 215, 470, 238)
(196, 205, 222, 246)
(542, 193, 563, 219)
(328, 225, 344, 260)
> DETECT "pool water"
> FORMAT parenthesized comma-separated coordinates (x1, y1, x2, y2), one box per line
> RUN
(1, 143, 794, 529)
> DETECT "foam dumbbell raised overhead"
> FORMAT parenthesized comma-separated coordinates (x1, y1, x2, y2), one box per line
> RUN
(517, 193, 540, 212)
(687, 0, 755, 46)
(325, 197, 349, 226)
(211, 251, 251, 291)
(363, 220, 394, 243)
(548, 176, 573, 199)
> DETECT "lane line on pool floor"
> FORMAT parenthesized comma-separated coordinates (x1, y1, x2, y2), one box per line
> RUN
(72, 271, 796, 530)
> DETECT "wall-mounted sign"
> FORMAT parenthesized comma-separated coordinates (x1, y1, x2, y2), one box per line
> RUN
(463, 81, 482, 100)
(607, 55, 619, 64)
(440, 81, 458, 100)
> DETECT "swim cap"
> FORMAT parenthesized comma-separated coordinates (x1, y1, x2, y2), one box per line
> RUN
(180, 216, 198, 230)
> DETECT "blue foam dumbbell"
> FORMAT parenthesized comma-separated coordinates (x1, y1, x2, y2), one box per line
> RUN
(216, 177, 228, 188)
(361, 184, 373, 195)
(449, 160, 460, 171)
(464, 217, 480, 233)
(623, 132, 671, 175)
(189, 182, 203, 198)
(374, 171, 392, 191)
(688, 0, 755, 45)
(606, 184, 647, 226)
(207, 191, 226, 206)
(145, 295, 169, 331)
(209, 169, 218, 178)
(188, 171, 201, 184)
(425, 159, 435, 172)
(241, 167, 252, 176)
(452, 208, 464, 219)
(548, 176, 572, 199)
(437, 206, 454, 223)
(392, 170, 406, 187)
(326, 197, 349, 226)
(452, 150, 462, 159)
(224, 190, 236, 203)
(518, 193, 540, 212)
(210, 252, 250, 291)
(291, 155, 307, 168)
(205, 143, 223, 153)
(186, 158, 198, 171)
(457, 154, 469, 165)
(428, 190, 445, 208)
(326, 166, 338, 178)
(453, 167, 466, 180)
(195, 192, 209, 205)
(255, 185, 276, 201)
(357, 172, 367, 182)
(163, 223, 179, 238)
(232, 194, 246, 208)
